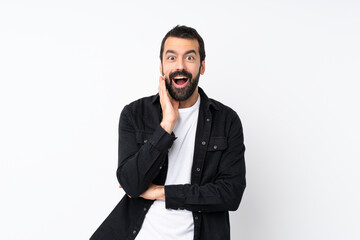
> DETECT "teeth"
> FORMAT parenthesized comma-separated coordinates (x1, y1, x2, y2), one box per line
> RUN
(174, 76, 187, 79)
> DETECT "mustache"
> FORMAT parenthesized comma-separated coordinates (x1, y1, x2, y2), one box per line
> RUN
(169, 70, 192, 80)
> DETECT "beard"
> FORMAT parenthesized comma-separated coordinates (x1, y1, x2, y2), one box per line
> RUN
(164, 68, 200, 101)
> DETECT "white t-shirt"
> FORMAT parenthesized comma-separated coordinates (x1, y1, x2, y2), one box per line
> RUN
(135, 95, 200, 240)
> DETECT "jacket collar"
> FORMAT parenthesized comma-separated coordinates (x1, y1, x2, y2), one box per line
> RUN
(151, 87, 220, 111)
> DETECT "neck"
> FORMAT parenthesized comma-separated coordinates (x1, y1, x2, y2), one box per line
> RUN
(178, 87, 199, 108)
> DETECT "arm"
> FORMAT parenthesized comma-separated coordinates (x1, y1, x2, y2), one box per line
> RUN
(164, 112, 246, 212)
(116, 110, 175, 198)
(116, 77, 179, 198)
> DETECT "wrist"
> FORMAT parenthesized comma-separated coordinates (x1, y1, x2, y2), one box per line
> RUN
(157, 186, 165, 200)
(160, 121, 175, 134)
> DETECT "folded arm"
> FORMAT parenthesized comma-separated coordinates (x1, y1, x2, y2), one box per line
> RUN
(164, 112, 246, 212)
(116, 107, 176, 198)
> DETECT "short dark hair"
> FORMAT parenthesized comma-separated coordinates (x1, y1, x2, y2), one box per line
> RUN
(160, 25, 206, 63)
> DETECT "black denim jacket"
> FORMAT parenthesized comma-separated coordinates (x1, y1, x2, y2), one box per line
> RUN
(91, 87, 246, 240)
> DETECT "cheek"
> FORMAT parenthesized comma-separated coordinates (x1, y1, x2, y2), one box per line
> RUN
(162, 65, 171, 75)
(189, 62, 201, 70)
(190, 65, 201, 75)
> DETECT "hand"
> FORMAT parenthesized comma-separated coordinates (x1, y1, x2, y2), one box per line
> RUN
(119, 184, 165, 200)
(159, 76, 179, 134)
(139, 183, 165, 201)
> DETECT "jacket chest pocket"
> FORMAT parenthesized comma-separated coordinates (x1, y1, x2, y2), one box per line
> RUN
(207, 137, 228, 151)
(203, 137, 228, 179)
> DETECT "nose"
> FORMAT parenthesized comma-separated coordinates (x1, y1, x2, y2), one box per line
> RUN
(175, 58, 185, 71)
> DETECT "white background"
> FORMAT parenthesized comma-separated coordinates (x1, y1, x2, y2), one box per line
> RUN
(1, 0, 359, 239)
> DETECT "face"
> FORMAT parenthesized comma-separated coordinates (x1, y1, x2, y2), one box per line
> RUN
(161, 37, 205, 101)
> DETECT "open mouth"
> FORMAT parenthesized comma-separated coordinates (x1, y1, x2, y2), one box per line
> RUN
(172, 75, 189, 88)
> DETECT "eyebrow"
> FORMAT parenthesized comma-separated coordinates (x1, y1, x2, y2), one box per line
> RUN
(185, 50, 197, 55)
(165, 49, 197, 55)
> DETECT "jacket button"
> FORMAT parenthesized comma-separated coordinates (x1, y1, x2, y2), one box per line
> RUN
(144, 208, 147, 211)
(143, 139, 147, 143)
(206, 118, 210, 122)
(195, 216, 199, 220)
(213, 145, 218, 150)
(159, 166, 162, 170)
(201, 141, 206, 145)
(196, 168, 201, 172)
(133, 230, 137, 234)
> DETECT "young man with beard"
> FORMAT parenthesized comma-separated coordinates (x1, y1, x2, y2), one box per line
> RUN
(91, 25, 246, 240)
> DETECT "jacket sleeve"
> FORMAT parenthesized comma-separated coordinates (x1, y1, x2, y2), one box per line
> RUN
(164, 112, 246, 212)
(116, 106, 176, 197)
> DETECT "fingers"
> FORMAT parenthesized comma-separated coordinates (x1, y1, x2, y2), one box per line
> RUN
(158, 76, 170, 109)
(158, 75, 174, 105)
(138, 184, 164, 200)
(158, 75, 164, 88)
(158, 75, 179, 133)
(158, 75, 167, 100)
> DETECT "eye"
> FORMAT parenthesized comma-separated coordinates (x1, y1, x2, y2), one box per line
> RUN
(167, 56, 175, 61)
(186, 55, 194, 61)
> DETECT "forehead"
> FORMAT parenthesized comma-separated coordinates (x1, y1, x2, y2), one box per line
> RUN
(163, 37, 199, 55)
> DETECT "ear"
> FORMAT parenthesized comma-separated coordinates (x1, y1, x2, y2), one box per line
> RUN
(200, 60, 205, 75)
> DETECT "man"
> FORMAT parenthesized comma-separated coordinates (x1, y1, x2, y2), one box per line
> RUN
(91, 25, 246, 240)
